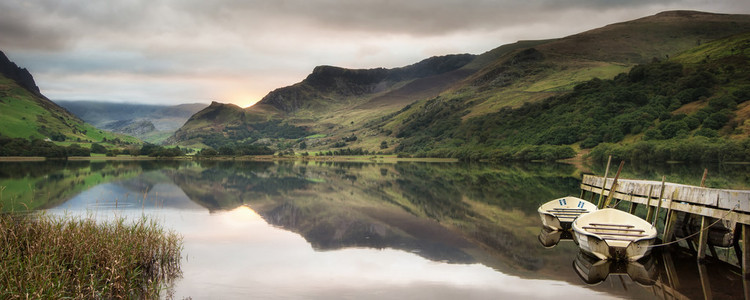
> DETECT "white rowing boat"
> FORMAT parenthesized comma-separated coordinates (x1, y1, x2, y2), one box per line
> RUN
(572, 208, 657, 261)
(538, 196, 597, 230)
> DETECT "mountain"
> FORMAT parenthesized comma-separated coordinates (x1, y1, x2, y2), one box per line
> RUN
(0, 51, 137, 145)
(56, 101, 207, 144)
(0, 51, 40, 96)
(169, 54, 477, 148)
(170, 11, 750, 160)
(258, 54, 476, 113)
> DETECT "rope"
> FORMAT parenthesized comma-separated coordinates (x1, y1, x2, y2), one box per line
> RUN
(609, 190, 632, 209)
(648, 204, 739, 248)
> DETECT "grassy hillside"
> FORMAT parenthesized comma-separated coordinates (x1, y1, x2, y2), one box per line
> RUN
(369, 11, 750, 160)
(170, 11, 750, 161)
(170, 55, 479, 148)
(393, 32, 750, 161)
(0, 76, 138, 146)
(0, 52, 140, 153)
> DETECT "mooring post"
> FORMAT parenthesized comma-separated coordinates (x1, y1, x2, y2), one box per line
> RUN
(651, 176, 666, 227)
(602, 160, 624, 209)
(743, 224, 750, 279)
(701, 168, 708, 188)
(597, 155, 613, 208)
(628, 200, 638, 214)
(743, 224, 750, 300)
(646, 185, 656, 223)
(663, 191, 679, 243)
(697, 216, 710, 262)
(663, 210, 678, 243)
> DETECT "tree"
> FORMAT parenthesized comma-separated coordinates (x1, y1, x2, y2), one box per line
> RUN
(90, 143, 107, 154)
(198, 148, 218, 156)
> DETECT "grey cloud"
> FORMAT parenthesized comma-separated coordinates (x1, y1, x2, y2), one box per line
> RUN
(171, 0, 697, 35)
(0, 2, 71, 51)
(2, 0, 748, 106)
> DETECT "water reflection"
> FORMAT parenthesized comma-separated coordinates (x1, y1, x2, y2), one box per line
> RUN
(537, 227, 576, 248)
(1, 160, 749, 299)
(572, 251, 657, 286)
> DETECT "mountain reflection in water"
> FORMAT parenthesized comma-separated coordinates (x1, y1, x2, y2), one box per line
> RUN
(1, 160, 749, 299)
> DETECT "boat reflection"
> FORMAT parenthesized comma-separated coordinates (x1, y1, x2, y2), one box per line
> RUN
(572, 250, 657, 286)
(537, 226, 576, 248)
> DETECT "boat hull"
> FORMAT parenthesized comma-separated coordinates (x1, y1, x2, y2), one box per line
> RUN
(572, 208, 657, 261)
(574, 231, 655, 261)
(538, 196, 597, 230)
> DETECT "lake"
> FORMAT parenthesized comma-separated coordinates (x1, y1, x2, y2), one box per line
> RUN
(1, 159, 749, 299)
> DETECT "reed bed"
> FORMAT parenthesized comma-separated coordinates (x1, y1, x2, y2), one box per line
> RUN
(0, 213, 182, 299)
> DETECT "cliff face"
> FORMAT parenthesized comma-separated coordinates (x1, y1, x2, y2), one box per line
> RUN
(255, 54, 475, 113)
(0, 51, 40, 95)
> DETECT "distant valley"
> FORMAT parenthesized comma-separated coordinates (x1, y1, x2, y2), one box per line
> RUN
(56, 101, 207, 144)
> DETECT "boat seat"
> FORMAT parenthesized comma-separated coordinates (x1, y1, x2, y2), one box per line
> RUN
(594, 232, 647, 237)
(588, 223, 634, 228)
(551, 208, 589, 211)
(550, 212, 589, 216)
(601, 236, 640, 242)
(582, 226, 644, 233)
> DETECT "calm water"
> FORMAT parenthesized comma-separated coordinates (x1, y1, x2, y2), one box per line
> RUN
(1, 160, 749, 299)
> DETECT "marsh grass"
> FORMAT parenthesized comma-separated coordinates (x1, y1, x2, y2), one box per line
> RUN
(0, 213, 182, 299)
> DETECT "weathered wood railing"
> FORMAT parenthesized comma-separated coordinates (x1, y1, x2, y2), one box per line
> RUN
(581, 174, 750, 223)
(579, 174, 750, 280)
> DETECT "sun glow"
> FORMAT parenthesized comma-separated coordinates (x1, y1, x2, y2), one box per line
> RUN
(222, 90, 261, 108)
(224, 205, 263, 224)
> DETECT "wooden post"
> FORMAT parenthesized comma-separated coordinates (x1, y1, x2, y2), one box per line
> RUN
(602, 160, 625, 209)
(698, 216, 710, 262)
(663, 191, 679, 242)
(662, 251, 681, 290)
(652, 176, 666, 227)
(663, 208, 678, 243)
(597, 155, 612, 208)
(700, 168, 708, 188)
(743, 224, 750, 279)
(628, 202, 638, 215)
(698, 262, 713, 300)
(646, 185, 656, 223)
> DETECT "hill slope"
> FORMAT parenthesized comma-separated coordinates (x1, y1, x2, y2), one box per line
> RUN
(170, 54, 478, 147)
(56, 100, 207, 144)
(0, 51, 137, 146)
(171, 11, 750, 159)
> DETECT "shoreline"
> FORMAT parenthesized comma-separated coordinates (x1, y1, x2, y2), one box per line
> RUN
(0, 155, 460, 163)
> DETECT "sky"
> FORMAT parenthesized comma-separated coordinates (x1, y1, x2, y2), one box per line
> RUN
(2, 0, 749, 108)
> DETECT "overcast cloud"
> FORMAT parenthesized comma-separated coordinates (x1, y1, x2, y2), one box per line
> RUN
(1, 0, 748, 107)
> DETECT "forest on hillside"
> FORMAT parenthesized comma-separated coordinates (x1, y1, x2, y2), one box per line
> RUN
(392, 50, 750, 162)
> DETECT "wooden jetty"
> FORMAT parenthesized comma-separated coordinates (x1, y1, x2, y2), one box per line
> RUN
(578, 173, 750, 278)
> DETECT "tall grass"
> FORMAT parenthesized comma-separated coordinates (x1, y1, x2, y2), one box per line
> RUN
(0, 213, 182, 299)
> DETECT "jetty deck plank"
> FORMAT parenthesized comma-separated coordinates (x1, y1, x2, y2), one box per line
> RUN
(581, 175, 750, 225)
(582, 175, 750, 213)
